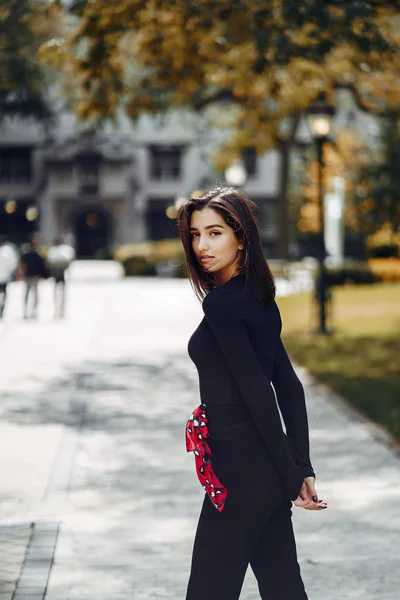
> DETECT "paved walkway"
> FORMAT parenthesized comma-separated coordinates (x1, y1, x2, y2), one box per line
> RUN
(0, 265, 399, 599)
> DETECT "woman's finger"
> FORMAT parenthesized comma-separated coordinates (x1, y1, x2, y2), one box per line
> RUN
(304, 476, 318, 503)
(293, 496, 328, 511)
(293, 497, 314, 510)
(299, 482, 314, 502)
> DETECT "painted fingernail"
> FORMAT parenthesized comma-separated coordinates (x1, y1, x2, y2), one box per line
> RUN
(312, 496, 318, 502)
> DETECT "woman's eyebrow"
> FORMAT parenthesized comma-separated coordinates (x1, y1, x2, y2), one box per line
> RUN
(189, 224, 225, 231)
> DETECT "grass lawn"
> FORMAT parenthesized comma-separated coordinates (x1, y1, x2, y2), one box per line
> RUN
(277, 283, 400, 439)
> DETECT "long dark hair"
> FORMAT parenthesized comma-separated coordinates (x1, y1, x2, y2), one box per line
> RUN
(177, 186, 276, 307)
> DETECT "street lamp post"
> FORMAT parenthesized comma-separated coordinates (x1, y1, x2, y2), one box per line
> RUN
(306, 99, 335, 334)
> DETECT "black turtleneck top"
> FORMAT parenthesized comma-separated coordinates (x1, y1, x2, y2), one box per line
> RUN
(188, 274, 314, 500)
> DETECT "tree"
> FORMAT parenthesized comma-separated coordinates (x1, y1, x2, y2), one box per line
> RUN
(348, 28, 400, 238)
(294, 114, 400, 257)
(357, 116, 400, 237)
(0, 0, 60, 123)
(41, 0, 400, 256)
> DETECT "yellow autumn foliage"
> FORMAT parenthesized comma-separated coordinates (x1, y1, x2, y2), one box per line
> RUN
(39, 1, 400, 166)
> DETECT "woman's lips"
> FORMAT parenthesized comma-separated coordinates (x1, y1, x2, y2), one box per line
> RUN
(199, 255, 214, 263)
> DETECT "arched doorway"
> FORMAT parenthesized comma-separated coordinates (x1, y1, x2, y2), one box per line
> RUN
(72, 206, 113, 258)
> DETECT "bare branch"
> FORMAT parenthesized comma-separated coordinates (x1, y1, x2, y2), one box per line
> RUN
(191, 89, 235, 111)
(336, 83, 397, 118)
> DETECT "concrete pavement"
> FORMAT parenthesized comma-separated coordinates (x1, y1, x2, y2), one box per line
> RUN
(0, 264, 399, 599)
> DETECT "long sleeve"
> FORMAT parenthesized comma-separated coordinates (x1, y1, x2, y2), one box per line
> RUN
(272, 339, 315, 480)
(203, 289, 303, 501)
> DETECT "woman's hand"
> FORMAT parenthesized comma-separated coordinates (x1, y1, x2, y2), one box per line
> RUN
(293, 477, 327, 511)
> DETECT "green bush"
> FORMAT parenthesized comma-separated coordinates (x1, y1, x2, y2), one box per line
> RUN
(94, 247, 114, 260)
(369, 258, 400, 282)
(316, 262, 382, 287)
(151, 239, 184, 263)
(114, 239, 187, 277)
(368, 244, 399, 259)
(121, 255, 157, 277)
(113, 242, 154, 263)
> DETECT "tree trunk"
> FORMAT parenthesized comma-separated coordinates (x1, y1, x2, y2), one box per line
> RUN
(276, 113, 301, 259)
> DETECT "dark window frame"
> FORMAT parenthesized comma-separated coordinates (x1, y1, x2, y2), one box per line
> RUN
(0, 146, 32, 184)
(76, 153, 101, 194)
(242, 147, 257, 178)
(149, 145, 183, 181)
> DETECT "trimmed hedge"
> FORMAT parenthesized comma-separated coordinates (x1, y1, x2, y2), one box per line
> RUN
(368, 258, 400, 282)
(317, 259, 400, 287)
(114, 239, 186, 277)
(368, 244, 399, 259)
(324, 263, 381, 286)
(122, 256, 157, 277)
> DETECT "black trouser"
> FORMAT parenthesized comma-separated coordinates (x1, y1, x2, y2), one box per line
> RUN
(0, 283, 7, 318)
(24, 276, 39, 318)
(53, 275, 66, 318)
(186, 406, 308, 600)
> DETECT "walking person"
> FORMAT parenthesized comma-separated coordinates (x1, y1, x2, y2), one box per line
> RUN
(0, 236, 19, 319)
(19, 237, 45, 320)
(46, 236, 75, 318)
(178, 187, 327, 600)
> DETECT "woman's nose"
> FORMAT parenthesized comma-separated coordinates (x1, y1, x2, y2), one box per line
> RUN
(197, 236, 208, 251)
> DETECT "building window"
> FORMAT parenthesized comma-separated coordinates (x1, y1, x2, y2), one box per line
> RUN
(149, 145, 182, 180)
(242, 147, 257, 178)
(0, 147, 32, 184)
(77, 153, 100, 194)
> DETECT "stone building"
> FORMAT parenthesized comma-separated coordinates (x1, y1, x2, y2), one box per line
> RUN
(0, 89, 378, 258)
(0, 108, 282, 257)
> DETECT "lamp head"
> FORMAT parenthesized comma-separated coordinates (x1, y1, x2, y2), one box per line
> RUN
(224, 159, 247, 187)
(306, 97, 335, 140)
(308, 116, 331, 138)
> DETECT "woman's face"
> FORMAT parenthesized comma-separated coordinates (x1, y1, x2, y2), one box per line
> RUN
(190, 207, 244, 283)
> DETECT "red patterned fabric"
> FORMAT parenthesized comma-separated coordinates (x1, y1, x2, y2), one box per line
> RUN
(186, 404, 227, 512)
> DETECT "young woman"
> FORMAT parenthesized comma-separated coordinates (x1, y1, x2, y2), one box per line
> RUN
(178, 187, 327, 600)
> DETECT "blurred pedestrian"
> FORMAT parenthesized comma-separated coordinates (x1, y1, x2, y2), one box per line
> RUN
(179, 187, 326, 600)
(46, 236, 75, 318)
(0, 236, 19, 319)
(19, 237, 45, 320)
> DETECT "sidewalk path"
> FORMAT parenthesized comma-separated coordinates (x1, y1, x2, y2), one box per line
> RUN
(0, 266, 399, 599)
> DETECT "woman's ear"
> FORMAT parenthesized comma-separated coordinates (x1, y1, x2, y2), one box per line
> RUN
(238, 243, 244, 250)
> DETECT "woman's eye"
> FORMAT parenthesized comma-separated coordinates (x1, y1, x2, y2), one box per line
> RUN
(191, 231, 220, 239)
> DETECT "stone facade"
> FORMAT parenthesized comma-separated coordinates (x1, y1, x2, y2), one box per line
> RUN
(0, 109, 282, 257)
(0, 90, 379, 257)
